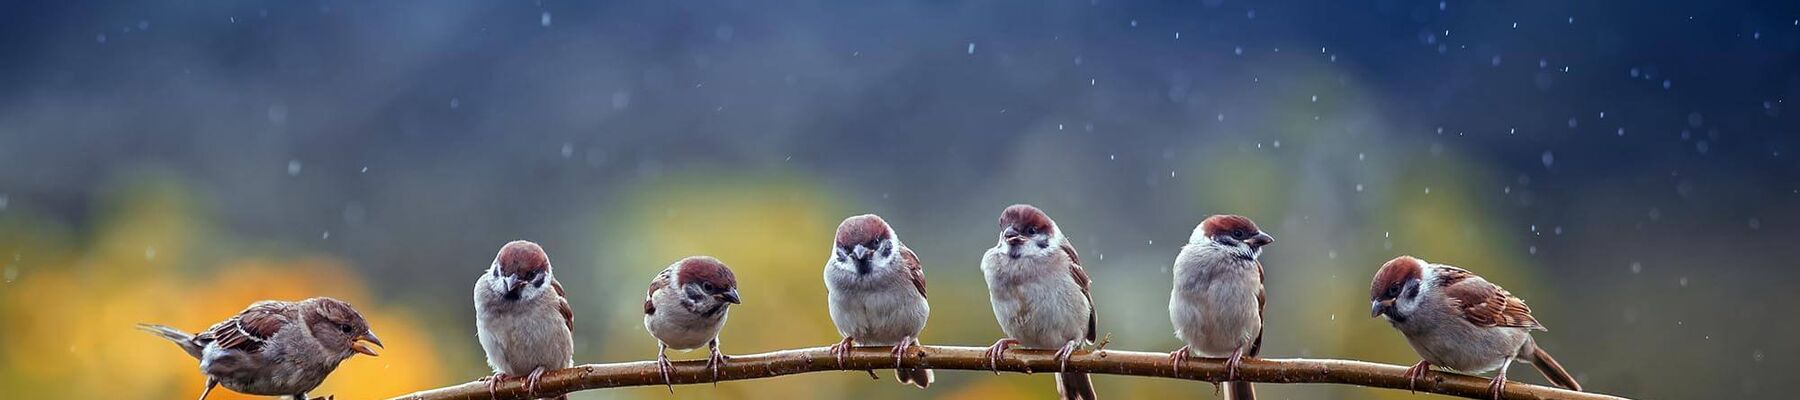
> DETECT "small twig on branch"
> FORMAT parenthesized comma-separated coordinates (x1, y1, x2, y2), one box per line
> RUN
(388, 345, 1627, 400)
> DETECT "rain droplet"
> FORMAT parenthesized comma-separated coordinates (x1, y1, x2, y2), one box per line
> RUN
(1679, 277, 1689, 287)
(1310, 95, 1318, 102)
(1541, 151, 1555, 168)
(287, 160, 303, 176)
(1234, 46, 1243, 55)
(145, 246, 157, 260)
(1617, 128, 1625, 136)
(1630, 262, 1642, 274)
(1662, 79, 1672, 89)
(1567, 117, 1579, 128)
(1355, 184, 1364, 192)
(321, 231, 331, 239)
(1358, 153, 1366, 161)
(1748, 218, 1761, 229)
(1753, 350, 1765, 362)
(1528, 245, 1538, 255)
(561, 143, 574, 158)
(967, 42, 976, 54)
(96, 33, 107, 43)
(540, 12, 552, 27)
(450, 98, 460, 109)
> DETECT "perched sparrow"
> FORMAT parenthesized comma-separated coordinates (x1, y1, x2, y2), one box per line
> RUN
(137, 297, 382, 400)
(1370, 256, 1583, 399)
(980, 204, 1099, 400)
(823, 214, 933, 388)
(1168, 215, 1274, 400)
(643, 256, 742, 391)
(474, 240, 574, 400)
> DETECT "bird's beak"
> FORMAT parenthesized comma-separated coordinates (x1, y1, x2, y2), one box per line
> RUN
(1370, 300, 1392, 318)
(853, 246, 869, 260)
(508, 277, 528, 293)
(351, 331, 384, 357)
(1002, 227, 1025, 244)
(1246, 232, 1275, 248)
(718, 288, 741, 304)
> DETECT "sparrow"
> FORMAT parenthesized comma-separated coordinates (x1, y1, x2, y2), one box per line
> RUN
(823, 214, 933, 388)
(137, 297, 382, 400)
(1370, 256, 1583, 399)
(473, 240, 575, 400)
(643, 255, 742, 391)
(980, 204, 1099, 400)
(1167, 215, 1274, 400)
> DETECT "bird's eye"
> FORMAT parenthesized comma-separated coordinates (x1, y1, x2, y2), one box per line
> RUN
(880, 247, 892, 257)
(1233, 229, 1247, 238)
(701, 282, 713, 291)
(339, 324, 354, 334)
(1386, 284, 1401, 298)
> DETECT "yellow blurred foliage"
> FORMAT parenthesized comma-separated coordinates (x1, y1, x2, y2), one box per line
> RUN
(0, 178, 445, 399)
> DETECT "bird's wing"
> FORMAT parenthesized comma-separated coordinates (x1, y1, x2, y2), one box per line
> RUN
(202, 301, 291, 354)
(1061, 240, 1097, 343)
(1248, 260, 1265, 356)
(551, 279, 574, 334)
(644, 266, 673, 315)
(1438, 266, 1544, 330)
(899, 246, 927, 299)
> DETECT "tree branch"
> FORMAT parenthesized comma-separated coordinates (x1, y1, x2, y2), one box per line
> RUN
(388, 345, 1627, 400)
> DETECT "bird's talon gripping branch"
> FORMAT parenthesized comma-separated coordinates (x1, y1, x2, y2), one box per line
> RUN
(1168, 345, 1192, 374)
(891, 336, 915, 370)
(1403, 360, 1432, 393)
(1224, 348, 1246, 382)
(483, 372, 510, 399)
(983, 338, 1019, 375)
(1487, 374, 1508, 400)
(1053, 339, 1081, 372)
(655, 346, 674, 394)
(524, 367, 548, 398)
(829, 336, 856, 369)
(707, 340, 728, 387)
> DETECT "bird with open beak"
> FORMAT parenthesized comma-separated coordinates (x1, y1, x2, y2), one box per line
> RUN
(138, 297, 382, 400)
(643, 256, 742, 391)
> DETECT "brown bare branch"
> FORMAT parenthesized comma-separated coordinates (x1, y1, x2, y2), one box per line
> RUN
(387, 345, 1627, 400)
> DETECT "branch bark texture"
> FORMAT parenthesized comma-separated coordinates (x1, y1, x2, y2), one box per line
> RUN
(388, 345, 1626, 400)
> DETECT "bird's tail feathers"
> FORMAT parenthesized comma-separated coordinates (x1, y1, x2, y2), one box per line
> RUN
(1056, 371, 1097, 400)
(136, 323, 204, 359)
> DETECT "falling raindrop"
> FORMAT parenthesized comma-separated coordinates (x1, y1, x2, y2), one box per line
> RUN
(540, 12, 552, 27)
(967, 42, 976, 54)
(1630, 262, 1642, 274)
(287, 160, 303, 176)
(1541, 151, 1555, 168)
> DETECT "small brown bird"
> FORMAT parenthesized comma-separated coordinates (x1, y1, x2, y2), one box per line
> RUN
(1370, 256, 1583, 399)
(980, 204, 1099, 400)
(643, 256, 742, 391)
(1168, 215, 1274, 400)
(824, 214, 933, 388)
(138, 297, 382, 400)
(474, 240, 574, 400)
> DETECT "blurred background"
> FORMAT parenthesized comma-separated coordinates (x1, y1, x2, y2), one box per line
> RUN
(1, 1, 1795, 399)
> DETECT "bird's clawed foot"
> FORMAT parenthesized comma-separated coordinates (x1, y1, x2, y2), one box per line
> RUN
(891, 336, 917, 370)
(707, 340, 729, 386)
(656, 346, 675, 393)
(1403, 360, 1432, 393)
(1487, 373, 1509, 400)
(829, 336, 856, 369)
(1167, 345, 1192, 374)
(983, 338, 1019, 375)
(1223, 348, 1248, 382)
(1052, 339, 1082, 372)
(524, 366, 549, 398)
(482, 372, 511, 399)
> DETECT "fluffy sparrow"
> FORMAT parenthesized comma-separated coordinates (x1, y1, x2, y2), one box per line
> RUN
(643, 256, 742, 391)
(474, 240, 575, 400)
(980, 204, 1099, 400)
(1370, 255, 1583, 399)
(138, 297, 382, 400)
(824, 214, 933, 388)
(1168, 215, 1274, 400)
